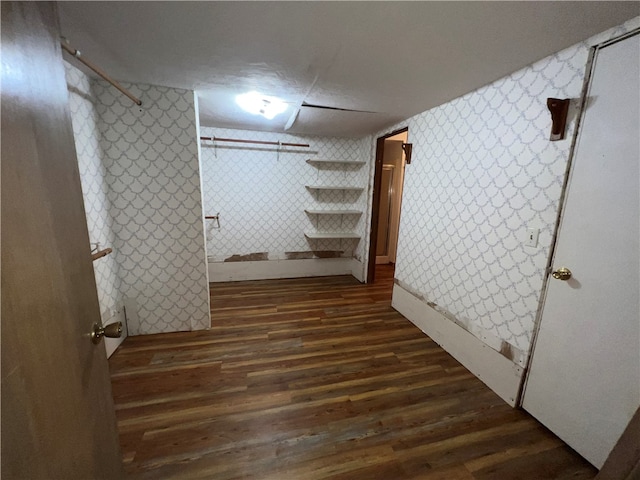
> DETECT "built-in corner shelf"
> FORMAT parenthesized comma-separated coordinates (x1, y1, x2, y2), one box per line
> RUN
(304, 159, 364, 246)
(304, 231, 361, 240)
(305, 185, 364, 192)
(306, 159, 366, 167)
(304, 209, 362, 215)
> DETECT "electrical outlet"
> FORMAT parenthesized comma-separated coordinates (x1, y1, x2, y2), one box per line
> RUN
(526, 228, 539, 247)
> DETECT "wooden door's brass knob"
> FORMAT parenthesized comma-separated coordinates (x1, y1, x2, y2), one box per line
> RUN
(91, 321, 123, 344)
(551, 267, 572, 281)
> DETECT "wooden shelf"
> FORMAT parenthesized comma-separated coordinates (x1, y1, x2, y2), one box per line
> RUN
(305, 209, 362, 215)
(305, 185, 364, 192)
(305, 159, 363, 246)
(306, 159, 365, 167)
(304, 231, 361, 240)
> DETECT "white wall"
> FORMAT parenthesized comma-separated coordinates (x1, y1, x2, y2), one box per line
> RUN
(365, 17, 640, 401)
(92, 80, 211, 335)
(66, 64, 211, 337)
(65, 63, 126, 356)
(200, 127, 371, 280)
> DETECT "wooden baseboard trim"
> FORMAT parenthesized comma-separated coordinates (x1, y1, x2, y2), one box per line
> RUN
(392, 283, 524, 406)
(208, 258, 356, 282)
(350, 258, 366, 283)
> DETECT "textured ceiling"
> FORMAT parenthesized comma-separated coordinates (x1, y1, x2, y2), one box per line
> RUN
(58, 2, 639, 137)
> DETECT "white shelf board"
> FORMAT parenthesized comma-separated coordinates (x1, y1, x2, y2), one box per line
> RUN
(304, 209, 362, 215)
(305, 185, 364, 191)
(304, 231, 361, 240)
(306, 159, 365, 167)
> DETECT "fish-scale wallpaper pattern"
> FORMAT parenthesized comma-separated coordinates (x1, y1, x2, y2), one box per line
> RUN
(93, 81, 210, 335)
(200, 127, 370, 262)
(382, 18, 639, 356)
(64, 63, 123, 329)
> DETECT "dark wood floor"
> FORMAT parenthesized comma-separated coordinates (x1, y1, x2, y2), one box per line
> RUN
(110, 265, 596, 479)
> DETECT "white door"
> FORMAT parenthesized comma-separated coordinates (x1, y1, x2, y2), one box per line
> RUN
(522, 32, 640, 468)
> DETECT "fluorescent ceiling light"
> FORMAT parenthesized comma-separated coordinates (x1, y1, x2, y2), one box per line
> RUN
(236, 91, 288, 120)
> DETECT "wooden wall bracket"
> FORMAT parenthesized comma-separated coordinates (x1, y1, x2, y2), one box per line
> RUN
(547, 98, 570, 141)
(402, 143, 413, 164)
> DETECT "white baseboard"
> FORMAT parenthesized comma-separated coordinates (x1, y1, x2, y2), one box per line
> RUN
(392, 284, 524, 406)
(208, 258, 356, 282)
(350, 258, 366, 283)
(103, 308, 127, 358)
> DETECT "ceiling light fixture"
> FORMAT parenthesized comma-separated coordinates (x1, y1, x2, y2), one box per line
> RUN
(236, 91, 288, 120)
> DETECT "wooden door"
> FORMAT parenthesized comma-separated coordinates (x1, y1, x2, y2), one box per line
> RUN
(522, 32, 640, 468)
(1, 3, 123, 478)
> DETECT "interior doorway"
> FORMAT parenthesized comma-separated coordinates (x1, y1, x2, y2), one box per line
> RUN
(367, 127, 408, 283)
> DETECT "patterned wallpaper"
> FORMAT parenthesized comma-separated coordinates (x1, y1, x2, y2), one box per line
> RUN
(65, 62, 125, 352)
(93, 81, 211, 335)
(200, 127, 370, 263)
(374, 17, 639, 360)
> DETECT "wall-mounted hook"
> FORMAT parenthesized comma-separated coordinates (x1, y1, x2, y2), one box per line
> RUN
(547, 98, 570, 141)
(205, 213, 220, 229)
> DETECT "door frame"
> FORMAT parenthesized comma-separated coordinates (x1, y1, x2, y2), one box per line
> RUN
(376, 164, 396, 263)
(519, 27, 640, 405)
(367, 127, 408, 283)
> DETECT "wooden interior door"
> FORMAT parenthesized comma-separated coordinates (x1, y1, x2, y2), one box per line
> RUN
(522, 32, 640, 468)
(1, 3, 123, 478)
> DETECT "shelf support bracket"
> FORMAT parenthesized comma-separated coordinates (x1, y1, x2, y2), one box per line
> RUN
(402, 143, 413, 164)
(547, 98, 570, 141)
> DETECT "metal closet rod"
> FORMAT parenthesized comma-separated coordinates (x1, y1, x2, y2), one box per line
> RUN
(200, 136, 310, 148)
(60, 38, 142, 106)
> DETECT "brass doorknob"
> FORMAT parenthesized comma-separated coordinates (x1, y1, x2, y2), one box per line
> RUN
(551, 267, 572, 281)
(91, 321, 123, 344)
